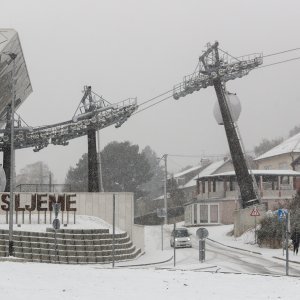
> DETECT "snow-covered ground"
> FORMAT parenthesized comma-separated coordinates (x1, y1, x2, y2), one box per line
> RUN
(1, 218, 300, 299)
(1, 261, 299, 300)
(0, 215, 123, 233)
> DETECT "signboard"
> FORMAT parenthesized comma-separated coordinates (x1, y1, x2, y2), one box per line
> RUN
(0, 29, 32, 121)
(156, 208, 166, 218)
(196, 227, 209, 239)
(250, 206, 260, 216)
(0, 193, 77, 212)
(278, 209, 288, 221)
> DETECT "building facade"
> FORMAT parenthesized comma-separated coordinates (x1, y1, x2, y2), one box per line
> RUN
(184, 170, 300, 226)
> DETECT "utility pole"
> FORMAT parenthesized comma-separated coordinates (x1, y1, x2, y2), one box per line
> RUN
(7, 52, 17, 256)
(163, 154, 168, 225)
(49, 172, 52, 192)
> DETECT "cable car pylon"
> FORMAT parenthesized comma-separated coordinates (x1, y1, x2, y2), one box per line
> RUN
(173, 41, 263, 208)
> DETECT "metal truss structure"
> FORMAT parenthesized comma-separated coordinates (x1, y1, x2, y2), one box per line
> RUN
(0, 86, 138, 152)
(173, 42, 263, 99)
(173, 41, 263, 208)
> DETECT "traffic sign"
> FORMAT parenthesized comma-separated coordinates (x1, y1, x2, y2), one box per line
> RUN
(196, 227, 209, 239)
(278, 209, 288, 221)
(250, 207, 260, 216)
(52, 218, 60, 230)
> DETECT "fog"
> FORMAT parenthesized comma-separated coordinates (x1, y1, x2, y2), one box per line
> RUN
(1, 0, 300, 182)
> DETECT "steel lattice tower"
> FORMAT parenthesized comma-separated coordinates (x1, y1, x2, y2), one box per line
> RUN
(173, 42, 263, 208)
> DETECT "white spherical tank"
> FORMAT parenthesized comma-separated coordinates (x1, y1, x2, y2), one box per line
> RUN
(213, 92, 242, 125)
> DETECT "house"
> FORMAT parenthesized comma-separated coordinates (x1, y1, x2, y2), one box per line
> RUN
(184, 169, 300, 226)
(172, 164, 204, 187)
(179, 158, 233, 202)
(254, 132, 300, 170)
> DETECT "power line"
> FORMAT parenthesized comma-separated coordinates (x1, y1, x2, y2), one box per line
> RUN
(257, 56, 300, 69)
(138, 89, 174, 107)
(168, 157, 186, 169)
(263, 47, 300, 58)
(168, 154, 204, 158)
(133, 94, 173, 116)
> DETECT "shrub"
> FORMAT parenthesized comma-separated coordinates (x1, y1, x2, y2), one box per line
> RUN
(257, 192, 300, 248)
(257, 216, 283, 248)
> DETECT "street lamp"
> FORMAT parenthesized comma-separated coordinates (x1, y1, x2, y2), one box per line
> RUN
(3, 51, 17, 256)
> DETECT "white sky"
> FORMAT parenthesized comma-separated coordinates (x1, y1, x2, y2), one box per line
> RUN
(1, 0, 300, 182)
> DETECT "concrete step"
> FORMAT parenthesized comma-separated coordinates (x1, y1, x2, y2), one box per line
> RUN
(13, 245, 136, 257)
(11, 240, 132, 252)
(46, 228, 109, 234)
(0, 234, 130, 245)
(13, 248, 142, 264)
(0, 229, 141, 264)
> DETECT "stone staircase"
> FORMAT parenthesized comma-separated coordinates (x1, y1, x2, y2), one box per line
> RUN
(0, 228, 141, 264)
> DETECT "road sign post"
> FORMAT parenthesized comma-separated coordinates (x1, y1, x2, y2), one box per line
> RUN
(52, 203, 61, 262)
(286, 212, 289, 276)
(196, 228, 209, 263)
(250, 206, 260, 244)
(278, 209, 288, 257)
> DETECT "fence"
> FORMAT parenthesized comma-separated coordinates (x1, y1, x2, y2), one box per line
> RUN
(15, 184, 72, 193)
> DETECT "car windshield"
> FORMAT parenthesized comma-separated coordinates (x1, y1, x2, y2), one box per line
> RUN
(174, 229, 188, 237)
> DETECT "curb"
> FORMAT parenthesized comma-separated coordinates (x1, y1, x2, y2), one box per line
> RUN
(117, 255, 174, 268)
(207, 237, 262, 255)
(273, 256, 300, 265)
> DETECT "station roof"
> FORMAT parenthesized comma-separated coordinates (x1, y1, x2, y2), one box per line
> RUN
(0, 29, 32, 122)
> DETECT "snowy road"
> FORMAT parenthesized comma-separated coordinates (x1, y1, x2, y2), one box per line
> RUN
(145, 225, 300, 276)
(205, 239, 300, 276)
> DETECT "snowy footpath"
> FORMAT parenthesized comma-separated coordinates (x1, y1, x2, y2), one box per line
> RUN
(1, 219, 300, 299)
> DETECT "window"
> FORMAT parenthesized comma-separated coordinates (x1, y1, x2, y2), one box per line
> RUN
(213, 180, 216, 192)
(200, 205, 208, 223)
(187, 203, 219, 224)
(194, 204, 197, 224)
(210, 205, 219, 223)
(279, 162, 288, 170)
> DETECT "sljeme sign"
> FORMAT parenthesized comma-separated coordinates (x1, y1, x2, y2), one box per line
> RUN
(0, 193, 77, 212)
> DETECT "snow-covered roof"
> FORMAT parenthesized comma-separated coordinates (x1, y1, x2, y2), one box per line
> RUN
(172, 165, 202, 179)
(181, 159, 230, 188)
(152, 193, 171, 201)
(255, 133, 300, 161)
(202, 169, 300, 178)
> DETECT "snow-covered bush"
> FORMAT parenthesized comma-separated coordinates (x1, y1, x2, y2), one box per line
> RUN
(257, 192, 300, 248)
(257, 216, 282, 248)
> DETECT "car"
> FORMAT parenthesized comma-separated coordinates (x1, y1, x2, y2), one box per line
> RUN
(170, 227, 192, 248)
